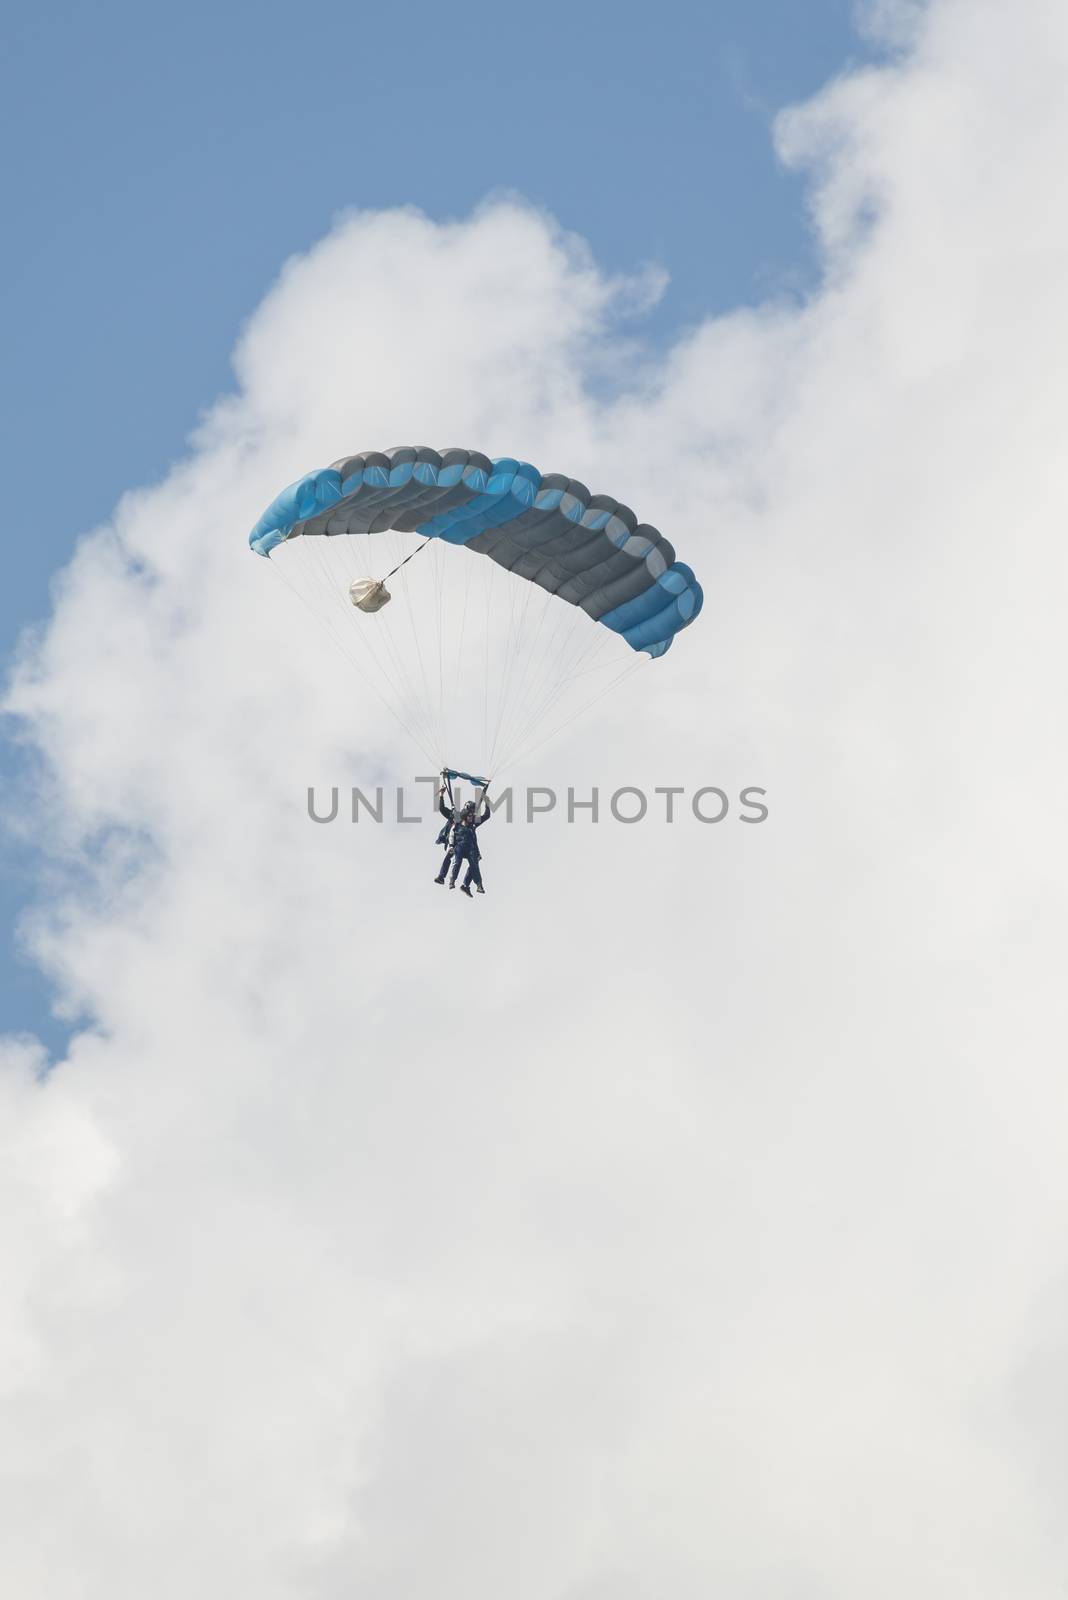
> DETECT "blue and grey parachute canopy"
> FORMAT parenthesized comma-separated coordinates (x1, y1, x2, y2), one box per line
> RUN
(250, 446, 702, 657)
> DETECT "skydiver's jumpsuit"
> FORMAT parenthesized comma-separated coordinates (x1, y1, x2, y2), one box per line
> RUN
(449, 804, 490, 890)
(435, 794, 457, 882)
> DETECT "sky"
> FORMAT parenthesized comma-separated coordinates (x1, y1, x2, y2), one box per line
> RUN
(0, 0, 870, 1050)
(4, 1, 1068, 1595)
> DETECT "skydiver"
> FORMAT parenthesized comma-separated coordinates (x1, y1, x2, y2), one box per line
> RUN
(433, 779, 457, 885)
(449, 796, 490, 896)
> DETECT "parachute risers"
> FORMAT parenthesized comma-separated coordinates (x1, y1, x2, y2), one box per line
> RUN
(349, 577, 392, 614)
(443, 768, 489, 812)
(444, 768, 490, 789)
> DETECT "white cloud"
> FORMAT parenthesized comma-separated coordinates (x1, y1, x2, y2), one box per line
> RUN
(3, 1, 1068, 1594)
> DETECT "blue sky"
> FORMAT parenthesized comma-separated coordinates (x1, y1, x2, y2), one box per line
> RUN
(1, 0, 870, 1047)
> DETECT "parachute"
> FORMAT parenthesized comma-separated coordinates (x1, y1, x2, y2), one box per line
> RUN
(250, 445, 703, 774)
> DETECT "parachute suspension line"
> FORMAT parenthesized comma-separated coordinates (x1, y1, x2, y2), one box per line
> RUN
(373, 533, 443, 761)
(487, 559, 536, 775)
(266, 548, 438, 765)
(271, 519, 651, 785)
(396, 530, 441, 767)
(307, 534, 440, 762)
(495, 657, 583, 773)
(500, 654, 646, 777)
(507, 592, 600, 763)
(452, 547, 474, 726)
(380, 535, 440, 756)
(492, 606, 626, 774)
(491, 596, 595, 772)
(498, 563, 544, 764)
(382, 537, 431, 583)
(435, 542, 476, 777)
(434, 539, 447, 767)
(319, 536, 405, 716)
(494, 557, 542, 771)
(480, 557, 509, 772)
(493, 581, 559, 758)
(308, 537, 418, 749)
(378, 531, 424, 749)
(481, 555, 492, 766)
(501, 602, 562, 756)
(394, 537, 446, 765)
(317, 533, 437, 758)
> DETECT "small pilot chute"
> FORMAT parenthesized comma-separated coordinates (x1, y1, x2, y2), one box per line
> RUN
(349, 577, 392, 613)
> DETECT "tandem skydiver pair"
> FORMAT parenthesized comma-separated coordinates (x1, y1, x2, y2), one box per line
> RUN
(434, 770, 490, 896)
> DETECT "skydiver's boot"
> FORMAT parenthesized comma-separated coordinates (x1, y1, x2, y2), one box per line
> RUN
(460, 883, 473, 897)
(434, 875, 446, 884)
(475, 884, 485, 894)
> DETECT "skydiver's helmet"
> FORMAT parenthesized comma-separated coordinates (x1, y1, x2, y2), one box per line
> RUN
(461, 803, 476, 821)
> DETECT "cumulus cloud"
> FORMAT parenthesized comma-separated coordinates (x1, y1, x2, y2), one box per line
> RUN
(3, 1, 1068, 1594)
